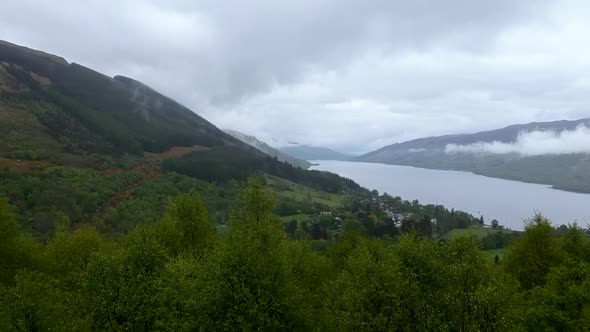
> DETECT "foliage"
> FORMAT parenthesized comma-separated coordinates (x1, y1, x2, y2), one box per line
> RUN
(1, 179, 589, 331)
(162, 146, 363, 194)
(505, 214, 563, 289)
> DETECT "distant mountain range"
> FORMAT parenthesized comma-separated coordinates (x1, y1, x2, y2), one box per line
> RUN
(358, 118, 590, 193)
(224, 129, 311, 169)
(280, 145, 352, 161)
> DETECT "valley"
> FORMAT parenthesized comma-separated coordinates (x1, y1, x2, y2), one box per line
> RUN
(1, 39, 589, 331)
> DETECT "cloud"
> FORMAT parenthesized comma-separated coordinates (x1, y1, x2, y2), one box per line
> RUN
(445, 125, 590, 156)
(1, 0, 589, 153)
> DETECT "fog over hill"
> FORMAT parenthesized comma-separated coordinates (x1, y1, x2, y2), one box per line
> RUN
(224, 129, 311, 169)
(280, 145, 353, 161)
(3, 1, 590, 153)
(445, 125, 590, 156)
(358, 118, 590, 193)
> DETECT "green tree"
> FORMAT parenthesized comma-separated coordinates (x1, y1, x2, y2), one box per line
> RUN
(0, 197, 38, 285)
(505, 214, 563, 289)
(160, 192, 215, 254)
(325, 241, 399, 330)
(0, 271, 85, 331)
(0, 197, 19, 284)
(440, 235, 520, 330)
(189, 178, 308, 330)
(441, 235, 486, 330)
(81, 226, 169, 330)
(519, 225, 590, 330)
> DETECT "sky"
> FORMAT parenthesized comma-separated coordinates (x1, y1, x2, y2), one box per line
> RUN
(1, 0, 590, 154)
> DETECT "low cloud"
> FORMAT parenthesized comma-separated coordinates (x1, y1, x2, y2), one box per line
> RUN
(445, 125, 590, 156)
(1, 1, 590, 153)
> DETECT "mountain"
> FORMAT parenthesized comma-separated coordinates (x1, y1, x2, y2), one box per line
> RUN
(224, 129, 311, 169)
(280, 145, 352, 161)
(0, 40, 362, 187)
(362, 118, 590, 159)
(0, 40, 365, 237)
(358, 118, 590, 193)
(0, 40, 255, 159)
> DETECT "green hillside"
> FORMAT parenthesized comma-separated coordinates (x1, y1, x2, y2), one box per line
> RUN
(0, 41, 365, 239)
(0, 40, 239, 157)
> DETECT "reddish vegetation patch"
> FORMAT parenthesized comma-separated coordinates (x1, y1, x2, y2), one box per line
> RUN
(145, 145, 209, 159)
(99, 165, 160, 213)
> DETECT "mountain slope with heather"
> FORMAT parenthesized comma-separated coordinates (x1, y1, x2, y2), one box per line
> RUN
(0, 40, 247, 159)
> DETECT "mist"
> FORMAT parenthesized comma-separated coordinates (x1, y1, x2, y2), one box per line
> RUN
(445, 125, 590, 156)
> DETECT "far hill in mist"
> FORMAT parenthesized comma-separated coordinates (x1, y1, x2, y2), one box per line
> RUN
(224, 129, 311, 169)
(358, 118, 590, 193)
(280, 145, 353, 161)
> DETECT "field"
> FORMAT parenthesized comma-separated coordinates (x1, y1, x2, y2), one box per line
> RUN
(442, 225, 503, 239)
(481, 248, 508, 261)
(280, 213, 310, 223)
(265, 175, 344, 208)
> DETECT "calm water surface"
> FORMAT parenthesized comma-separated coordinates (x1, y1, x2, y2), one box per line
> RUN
(312, 160, 590, 230)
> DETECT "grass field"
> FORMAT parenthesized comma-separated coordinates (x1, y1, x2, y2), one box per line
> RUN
(265, 175, 344, 208)
(442, 225, 503, 239)
(280, 214, 310, 223)
(481, 248, 508, 262)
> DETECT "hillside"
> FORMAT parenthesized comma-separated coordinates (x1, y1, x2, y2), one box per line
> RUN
(362, 118, 590, 157)
(225, 129, 311, 169)
(358, 118, 590, 193)
(0, 40, 253, 160)
(0, 40, 364, 238)
(280, 145, 352, 161)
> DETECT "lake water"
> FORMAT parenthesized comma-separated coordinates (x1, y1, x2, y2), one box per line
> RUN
(311, 160, 590, 230)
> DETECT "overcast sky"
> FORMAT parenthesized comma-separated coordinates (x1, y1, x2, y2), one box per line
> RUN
(1, 0, 589, 154)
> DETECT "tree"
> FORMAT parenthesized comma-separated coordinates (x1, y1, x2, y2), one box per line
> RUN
(325, 242, 400, 330)
(189, 178, 309, 330)
(285, 219, 298, 238)
(491, 219, 499, 229)
(505, 214, 563, 289)
(82, 227, 169, 330)
(522, 262, 590, 331)
(0, 198, 37, 285)
(0, 198, 19, 284)
(0, 271, 85, 331)
(441, 235, 486, 330)
(160, 192, 215, 254)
